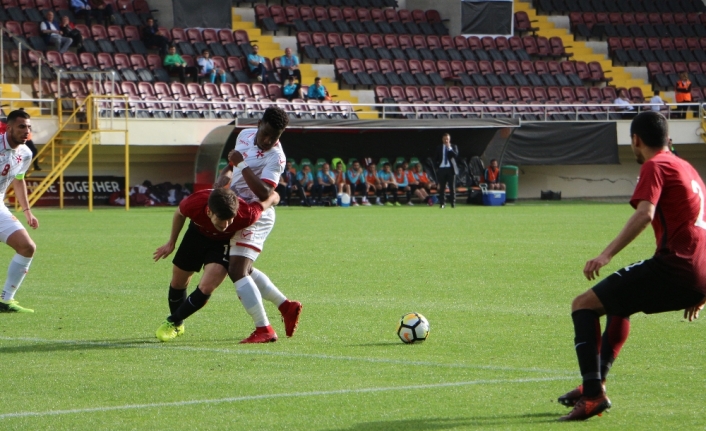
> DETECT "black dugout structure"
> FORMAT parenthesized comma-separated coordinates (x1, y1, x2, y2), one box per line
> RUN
(193, 118, 520, 190)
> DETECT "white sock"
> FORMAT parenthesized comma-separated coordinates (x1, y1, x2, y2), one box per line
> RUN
(1, 254, 32, 301)
(234, 276, 269, 327)
(250, 268, 286, 307)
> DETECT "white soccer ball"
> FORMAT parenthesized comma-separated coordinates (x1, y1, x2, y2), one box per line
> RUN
(397, 312, 430, 344)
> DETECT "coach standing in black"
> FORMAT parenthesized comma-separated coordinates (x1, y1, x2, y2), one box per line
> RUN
(434, 133, 459, 209)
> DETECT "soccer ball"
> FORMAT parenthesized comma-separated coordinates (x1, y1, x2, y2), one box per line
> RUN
(397, 312, 430, 344)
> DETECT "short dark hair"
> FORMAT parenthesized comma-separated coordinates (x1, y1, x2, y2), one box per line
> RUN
(442, 133, 450, 138)
(7, 110, 30, 124)
(202, 49, 210, 55)
(315, 76, 321, 81)
(630, 111, 668, 149)
(208, 188, 239, 220)
(261, 106, 289, 131)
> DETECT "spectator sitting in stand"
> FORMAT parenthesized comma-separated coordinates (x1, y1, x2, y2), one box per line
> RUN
(164, 45, 197, 84)
(483, 159, 506, 191)
(90, 0, 114, 27)
(196, 49, 226, 84)
(378, 162, 399, 206)
(650, 91, 667, 115)
(315, 162, 337, 205)
(307, 77, 327, 102)
(364, 162, 383, 205)
(279, 47, 302, 84)
(247, 45, 269, 84)
(346, 160, 369, 206)
(59, 15, 83, 51)
(40, 11, 72, 53)
(282, 77, 302, 102)
(71, 0, 98, 26)
(614, 89, 635, 118)
(143, 18, 169, 56)
(296, 164, 314, 206)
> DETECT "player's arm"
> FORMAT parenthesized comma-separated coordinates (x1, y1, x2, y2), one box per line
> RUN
(214, 163, 234, 189)
(153, 208, 187, 262)
(583, 200, 654, 280)
(258, 191, 280, 211)
(228, 150, 274, 201)
(12, 178, 38, 229)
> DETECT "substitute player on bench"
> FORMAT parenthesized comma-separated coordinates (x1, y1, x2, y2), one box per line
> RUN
(153, 187, 279, 341)
(218, 107, 302, 344)
(558, 111, 706, 421)
(0, 110, 39, 314)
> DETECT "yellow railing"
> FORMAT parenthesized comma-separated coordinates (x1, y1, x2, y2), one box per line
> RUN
(6, 94, 130, 211)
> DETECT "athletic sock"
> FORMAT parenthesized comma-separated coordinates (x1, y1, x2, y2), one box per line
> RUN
(406, 191, 412, 203)
(250, 268, 286, 307)
(235, 276, 269, 327)
(1, 254, 32, 301)
(168, 285, 187, 315)
(600, 315, 630, 381)
(571, 309, 603, 397)
(169, 286, 210, 327)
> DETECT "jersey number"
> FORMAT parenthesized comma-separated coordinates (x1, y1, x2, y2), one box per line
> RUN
(0, 164, 9, 176)
(691, 180, 706, 229)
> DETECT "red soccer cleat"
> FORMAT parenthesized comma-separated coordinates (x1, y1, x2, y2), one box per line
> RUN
(558, 382, 606, 407)
(278, 300, 302, 337)
(559, 393, 611, 421)
(240, 325, 278, 344)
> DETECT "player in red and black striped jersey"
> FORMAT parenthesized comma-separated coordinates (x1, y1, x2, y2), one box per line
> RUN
(152, 188, 279, 342)
(557, 112, 706, 421)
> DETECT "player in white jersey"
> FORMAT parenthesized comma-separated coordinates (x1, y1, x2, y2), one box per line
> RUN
(216, 107, 302, 343)
(0, 110, 39, 313)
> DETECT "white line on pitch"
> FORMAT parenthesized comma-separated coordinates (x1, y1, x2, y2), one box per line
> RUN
(0, 376, 573, 419)
(0, 336, 573, 375)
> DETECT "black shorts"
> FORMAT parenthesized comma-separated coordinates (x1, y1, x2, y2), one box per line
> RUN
(592, 257, 705, 317)
(172, 223, 230, 273)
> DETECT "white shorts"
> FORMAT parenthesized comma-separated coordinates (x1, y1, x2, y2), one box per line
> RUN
(229, 206, 275, 261)
(0, 205, 25, 243)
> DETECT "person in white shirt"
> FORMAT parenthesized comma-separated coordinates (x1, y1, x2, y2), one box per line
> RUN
(0, 110, 39, 314)
(649, 91, 667, 115)
(216, 107, 302, 343)
(196, 49, 226, 84)
(40, 11, 72, 53)
(613, 89, 635, 118)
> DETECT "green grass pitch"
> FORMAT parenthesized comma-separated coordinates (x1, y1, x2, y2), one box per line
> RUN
(0, 203, 704, 430)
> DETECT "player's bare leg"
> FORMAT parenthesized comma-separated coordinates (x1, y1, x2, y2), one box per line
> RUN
(0, 229, 36, 313)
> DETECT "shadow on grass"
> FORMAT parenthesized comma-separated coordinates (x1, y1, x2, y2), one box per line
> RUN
(0, 338, 156, 354)
(321, 413, 560, 430)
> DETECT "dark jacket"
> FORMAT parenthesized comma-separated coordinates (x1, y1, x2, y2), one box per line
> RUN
(434, 144, 459, 175)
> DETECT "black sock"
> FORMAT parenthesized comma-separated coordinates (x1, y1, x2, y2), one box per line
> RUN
(168, 286, 187, 315)
(571, 309, 603, 397)
(169, 286, 210, 326)
(406, 191, 412, 203)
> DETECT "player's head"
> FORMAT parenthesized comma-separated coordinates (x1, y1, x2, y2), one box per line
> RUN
(256, 106, 289, 152)
(367, 162, 376, 172)
(322, 162, 330, 171)
(352, 160, 360, 170)
(680, 71, 688, 81)
(489, 159, 498, 168)
(302, 164, 310, 173)
(442, 133, 450, 144)
(630, 111, 669, 164)
(401, 161, 408, 170)
(6, 109, 31, 147)
(396, 164, 403, 173)
(206, 188, 239, 232)
(383, 162, 391, 171)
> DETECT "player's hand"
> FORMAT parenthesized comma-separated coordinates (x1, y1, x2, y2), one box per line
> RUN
(153, 242, 175, 262)
(583, 254, 611, 280)
(24, 211, 38, 229)
(684, 297, 706, 321)
(228, 150, 244, 165)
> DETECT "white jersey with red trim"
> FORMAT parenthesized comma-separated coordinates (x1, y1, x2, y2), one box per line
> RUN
(229, 128, 286, 203)
(0, 133, 32, 200)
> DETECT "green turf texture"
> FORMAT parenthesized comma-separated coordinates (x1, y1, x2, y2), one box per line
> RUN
(0, 203, 704, 430)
